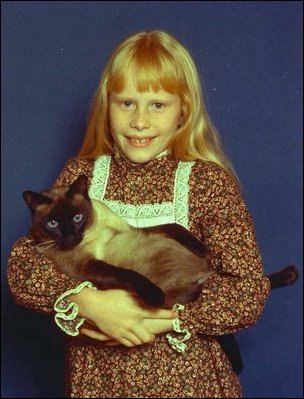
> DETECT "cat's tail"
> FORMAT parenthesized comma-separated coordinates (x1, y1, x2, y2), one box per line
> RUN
(267, 265, 299, 289)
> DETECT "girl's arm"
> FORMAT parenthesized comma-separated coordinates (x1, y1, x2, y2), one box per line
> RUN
(178, 162, 271, 336)
(7, 234, 84, 314)
(7, 159, 94, 314)
(7, 159, 176, 345)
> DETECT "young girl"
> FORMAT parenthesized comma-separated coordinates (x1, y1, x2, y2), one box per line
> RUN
(7, 30, 270, 398)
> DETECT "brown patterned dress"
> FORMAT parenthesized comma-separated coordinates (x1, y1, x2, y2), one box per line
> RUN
(7, 150, 271, 398)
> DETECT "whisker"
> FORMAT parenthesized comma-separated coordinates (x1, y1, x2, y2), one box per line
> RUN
(36, 241, 56, 251)
(37, 240, 56, 247)
(41, 242, 57, 251)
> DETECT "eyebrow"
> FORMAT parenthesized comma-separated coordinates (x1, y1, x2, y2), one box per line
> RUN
(110, 93, 173, 102)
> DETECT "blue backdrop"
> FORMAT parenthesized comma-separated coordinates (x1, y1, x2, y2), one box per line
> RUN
(1, 1, 303, 398)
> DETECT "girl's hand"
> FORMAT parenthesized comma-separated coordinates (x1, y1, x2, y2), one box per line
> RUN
(142, 317, 175, 335)
(68, 288, 176, 347)
(80, 315, 175, 345)
(80, 324, 119, 345)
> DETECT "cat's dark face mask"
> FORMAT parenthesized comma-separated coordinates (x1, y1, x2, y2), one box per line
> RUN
(23, 174, 92, 250)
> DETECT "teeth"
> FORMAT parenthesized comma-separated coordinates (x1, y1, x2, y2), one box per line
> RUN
(129, 138, 152, 144)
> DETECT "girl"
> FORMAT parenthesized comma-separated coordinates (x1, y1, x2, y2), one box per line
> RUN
(7, 30, 270, 398)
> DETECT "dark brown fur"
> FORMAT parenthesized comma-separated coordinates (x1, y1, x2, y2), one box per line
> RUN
(23, 174, 211, 308)
(23, 174, 299, 375)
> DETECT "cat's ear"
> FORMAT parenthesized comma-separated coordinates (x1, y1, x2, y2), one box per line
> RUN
(67, 174, 89, 199)
(23, 191, 52, 211)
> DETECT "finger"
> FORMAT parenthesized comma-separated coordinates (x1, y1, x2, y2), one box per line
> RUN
(80, 328, 112, 341)
(103, 340, 120, 346)
(117, 330, 153, 347)
(118, 337, 137, 347)
(123, 332, 143, 346)
(132, 326, 156, 345)
(143, 308, 178, 319)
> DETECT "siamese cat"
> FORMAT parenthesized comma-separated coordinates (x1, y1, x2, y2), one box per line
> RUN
(23, 174, 211, 308)
(23, 174, 299, 375)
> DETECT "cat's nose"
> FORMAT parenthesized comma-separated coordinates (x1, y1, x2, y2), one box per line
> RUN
(61, 236, 80, 249)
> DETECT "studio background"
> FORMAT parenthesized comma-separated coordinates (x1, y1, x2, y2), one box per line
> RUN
(1, 1, 303, 398)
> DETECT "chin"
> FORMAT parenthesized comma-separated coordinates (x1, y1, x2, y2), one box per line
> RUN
(127, 153, 156, 164)
(123, 146, 163, 164)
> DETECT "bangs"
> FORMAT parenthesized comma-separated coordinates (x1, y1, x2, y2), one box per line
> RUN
(108, 38, 186, 94)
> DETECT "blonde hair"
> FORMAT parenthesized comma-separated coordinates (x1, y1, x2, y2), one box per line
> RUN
(78, 30, 238, 182)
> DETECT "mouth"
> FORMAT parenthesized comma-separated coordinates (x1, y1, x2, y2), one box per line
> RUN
(58, 237, 82, 250)
(126, 136, 156, 148)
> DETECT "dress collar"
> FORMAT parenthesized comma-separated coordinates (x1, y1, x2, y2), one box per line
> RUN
(112, 145, 171, 172)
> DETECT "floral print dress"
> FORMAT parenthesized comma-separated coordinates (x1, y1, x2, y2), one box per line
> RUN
(7, 150, 270, 398)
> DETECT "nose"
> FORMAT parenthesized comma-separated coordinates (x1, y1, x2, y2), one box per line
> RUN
(130, 109, 150, 131)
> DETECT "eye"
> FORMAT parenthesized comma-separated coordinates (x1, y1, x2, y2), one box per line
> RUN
(46, 220, 58, 229)
(73, 214, 83, 223)
(121, 100, 134, 109)
(152, 102, 166, 110)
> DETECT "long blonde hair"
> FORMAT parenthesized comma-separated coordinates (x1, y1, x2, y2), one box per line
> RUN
(78, 30, 238, 182)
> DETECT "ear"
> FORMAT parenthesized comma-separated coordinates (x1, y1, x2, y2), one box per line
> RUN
(23, 191, 53, 211)
(66, 174, 89, 198)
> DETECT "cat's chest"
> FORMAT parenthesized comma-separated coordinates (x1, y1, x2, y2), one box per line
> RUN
(81, 227, 116, 260)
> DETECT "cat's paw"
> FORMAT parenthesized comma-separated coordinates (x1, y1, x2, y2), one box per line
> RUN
(135, 280, 165, 307)
(118, 268, 165, 307)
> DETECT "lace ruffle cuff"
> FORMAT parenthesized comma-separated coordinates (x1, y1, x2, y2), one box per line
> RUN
(54, 281, 97, 336)
(166, 303, 191, 354)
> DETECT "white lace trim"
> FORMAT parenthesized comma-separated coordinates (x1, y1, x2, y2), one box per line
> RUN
(89, 155, 194, 228)
(166, 304, 191, 354)
(103, 200, 175, 228)
(173, 161, 193, 228)
(54, 281, 97, 336)
(89, 155, 111, 202)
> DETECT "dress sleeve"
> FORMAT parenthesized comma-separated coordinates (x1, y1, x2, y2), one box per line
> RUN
(7, 159, 93, 315)
(178, 163, 271, 336)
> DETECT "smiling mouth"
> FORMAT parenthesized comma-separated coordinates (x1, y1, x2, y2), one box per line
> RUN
(126, 136, 155, 147)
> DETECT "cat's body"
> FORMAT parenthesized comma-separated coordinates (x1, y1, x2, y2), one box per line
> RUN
(23, 174, 211, 308)
(23, 173, 299, 376)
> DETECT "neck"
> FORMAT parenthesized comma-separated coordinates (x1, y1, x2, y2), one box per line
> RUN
(113, 144, 169, 166)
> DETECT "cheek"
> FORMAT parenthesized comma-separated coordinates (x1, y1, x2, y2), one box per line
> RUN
(163, 105, 182, 129)
(109, 109, 126, 134)
(109, 108, 116, 129)
(164, 112, 182, 133)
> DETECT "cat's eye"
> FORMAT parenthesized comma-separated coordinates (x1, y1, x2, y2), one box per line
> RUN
(46, 220, 58, 229)
(73, 214, 83, 223)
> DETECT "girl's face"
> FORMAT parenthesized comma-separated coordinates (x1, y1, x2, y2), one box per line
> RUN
(109, 79, 182, 164)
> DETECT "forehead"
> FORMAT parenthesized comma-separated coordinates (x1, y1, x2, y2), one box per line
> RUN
(112, 80, 180, 101)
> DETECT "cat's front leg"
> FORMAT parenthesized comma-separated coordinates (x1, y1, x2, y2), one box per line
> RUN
(141, 223, 208, 257)
(80, 260, 165, 307)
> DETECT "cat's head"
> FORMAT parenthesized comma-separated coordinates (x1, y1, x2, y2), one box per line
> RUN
(23, 174, 92, 250)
